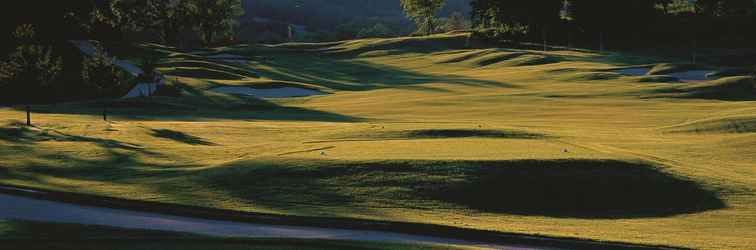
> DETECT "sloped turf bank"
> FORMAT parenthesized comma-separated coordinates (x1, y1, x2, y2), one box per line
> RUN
(197, 159, 723, 219)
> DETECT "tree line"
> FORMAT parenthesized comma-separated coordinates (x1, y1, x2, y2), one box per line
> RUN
(400, 0, 756, 50)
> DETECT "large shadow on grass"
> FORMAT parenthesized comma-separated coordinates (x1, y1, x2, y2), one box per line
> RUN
(251, 55, 515, 92)
(151, 129, 218, 146)
(202, 159, 725, 219)
(0, 121, 145, 151)
(15, 92, 363, 123)
(641, 76, 756, 101)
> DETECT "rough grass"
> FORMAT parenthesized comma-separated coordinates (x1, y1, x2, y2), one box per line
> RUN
(662, 115, 756, 134)
(159, 60, 259, 78)
(1, 33, 755, 249)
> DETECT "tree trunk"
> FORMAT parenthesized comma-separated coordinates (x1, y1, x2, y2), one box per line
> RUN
(427, 16, 434, 36)
(207, 30, 214, 46)
(599, 31, 605, 52)
(103, 102, 108, 122)
(25, 105, 31, 126)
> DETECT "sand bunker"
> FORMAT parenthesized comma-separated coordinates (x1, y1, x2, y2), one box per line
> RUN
(123, 83, 159, 98)
(211, 86, 325, 98)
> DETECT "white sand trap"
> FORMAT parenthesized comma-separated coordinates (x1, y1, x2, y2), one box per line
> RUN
(123, 83, 159, 98)
(211, 86, 325, 98)
(615, 67, 651, 76)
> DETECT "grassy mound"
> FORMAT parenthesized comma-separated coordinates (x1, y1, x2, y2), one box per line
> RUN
(225, 80, 323, 91)
(161, 67, 251, 80)
(562, 72, 623, 82)
(646, 76, 755, 100)
(357, 49, 404, 57)
(319, 129, 547, 142)
(637, 75, 680, 83)
(663, 115, 756, 134)
(470, 51, 528, 67)
(322, 33, 472, 56)
(159, 60, 258, 78)
(499, 54, 561, 67)
(199, 159, 723, 218)
(647, 63, 698, 75)
(435, 49, 496, 64)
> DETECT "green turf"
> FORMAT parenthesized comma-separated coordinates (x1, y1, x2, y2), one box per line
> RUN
(1, 33, 755, 249)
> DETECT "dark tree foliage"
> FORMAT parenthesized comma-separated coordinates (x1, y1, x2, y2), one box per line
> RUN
(470, 0, 756, 50)
(81, 43, 128, 121)
(194, 0, 245, 45)
(0, 0, 97, 55)
(0, 25, 63, 126)
(569, 0, 659, 51)
(400, 0, 447, 35)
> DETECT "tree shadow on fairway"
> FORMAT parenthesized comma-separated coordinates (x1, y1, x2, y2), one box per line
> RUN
(150, 129, 218, 146)
(17, 92, 363, 123)
(0, 121, 146, 152)
(199, 159, 725, 219)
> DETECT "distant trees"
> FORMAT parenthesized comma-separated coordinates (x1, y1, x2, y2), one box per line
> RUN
(469, 0, 756, 51)
(356, 23, 395, 38)
(194, 0, 245, 45)
(82, 43, 128, 122)
(470, 0, 562, 49)
(400, 0, 447, 35)
(442, 11, 469, 32)
(98, 0, 245, 46)
(0, 25, 63, 126)
(96, 0, 143, 41)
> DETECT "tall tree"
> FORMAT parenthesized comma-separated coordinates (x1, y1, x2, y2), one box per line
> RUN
(96, 0, 144, 40)
(443, 11, 468, 31)
(143, 0, 197, 46)
(400, 0, 446, 35)
(82, 43, 128, 122)
(0, 25, 63, 126)
(193, 0, 246, 45)
(560, 0, 575, 48)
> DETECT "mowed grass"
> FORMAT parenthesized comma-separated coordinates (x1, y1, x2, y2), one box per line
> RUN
(0, 220, 471, 250)
(1, 33, 755, 249)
